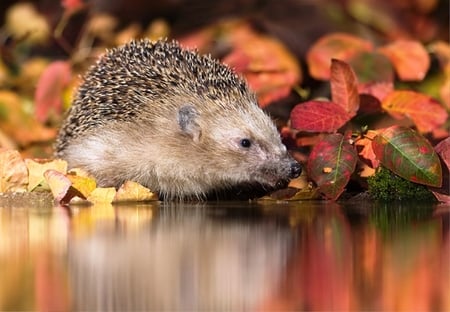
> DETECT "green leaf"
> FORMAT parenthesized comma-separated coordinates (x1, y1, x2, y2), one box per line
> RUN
(307, 133, 358, 200)
(372, 126, 442, 187)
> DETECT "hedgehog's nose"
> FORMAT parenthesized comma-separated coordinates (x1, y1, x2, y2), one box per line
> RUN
(289, 162, 302, 178)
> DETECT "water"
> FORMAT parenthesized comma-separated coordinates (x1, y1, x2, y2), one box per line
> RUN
(0, 198, 449, 311)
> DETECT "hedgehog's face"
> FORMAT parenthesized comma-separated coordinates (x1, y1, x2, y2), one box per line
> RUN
(177, 104, 301, 191)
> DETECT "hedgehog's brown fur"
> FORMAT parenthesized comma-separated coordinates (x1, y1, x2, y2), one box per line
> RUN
(55, 39, 301, 199)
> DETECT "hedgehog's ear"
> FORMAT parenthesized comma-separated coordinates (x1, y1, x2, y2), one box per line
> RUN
(177, 105, 202, 142)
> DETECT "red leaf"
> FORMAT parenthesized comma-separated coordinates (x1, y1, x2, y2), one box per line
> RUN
(430, 137, 450, 202)
(307, 133, 358, 200)
(290, 101, 352, 132)
(34, 61, 72, 123)
(372, 126, 442, 187)
(306, 33, 373, 80)
(378, 40, 430, 81)
(61, 0, 85, 13)
(358, 81, 394, 102)
(330, 59, 359, 116)
(382, 90, 448, 133)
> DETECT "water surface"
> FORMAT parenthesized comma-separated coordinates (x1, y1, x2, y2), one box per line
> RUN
(0, 198, 449, 311)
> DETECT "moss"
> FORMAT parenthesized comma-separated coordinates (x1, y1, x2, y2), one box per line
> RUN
(367, 167, 436, 201)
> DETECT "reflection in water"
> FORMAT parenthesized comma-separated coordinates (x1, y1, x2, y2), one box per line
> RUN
(0, 199, 449, 311)
(69, 203, 293, 311)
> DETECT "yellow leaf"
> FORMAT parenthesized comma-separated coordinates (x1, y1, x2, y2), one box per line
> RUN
(87, 187, 117, 204)
(66, 173, 96, 198)
(114, 181, 158, 202)
(25, 158, 67, 191)
(0, 148, 28, 193)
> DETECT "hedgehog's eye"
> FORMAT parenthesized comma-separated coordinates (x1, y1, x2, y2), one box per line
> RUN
(240, 138, 252, 148)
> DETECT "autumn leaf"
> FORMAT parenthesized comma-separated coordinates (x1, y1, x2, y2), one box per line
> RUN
(0, 91, 56, 146)
(355, 131, 380, 168)
(358, 81, 394, 102)
(372, 126, 442, 187)
(378, 40, 430, 81)
(66, 172, 96, 198)
(429, 137, 450, 202)
(290, 100, 353, 132)
(34, 61, 72, 123)
(114, 181, 158, 202)
(0, 149, 28, 193)
(25, 158, 67, 191)
(44, 169, 79, 204)
(87, 187, 117, 204)
(222, 22, 301, 107)
(307, 133, 358, 200)
(330, 59, 359, 116)
(61, 0, 85, 14)
(180, 20, 301, 107)
(382, 90, 448, 133)
(349, 51, 394, 84)
(306, 33, 373, 80)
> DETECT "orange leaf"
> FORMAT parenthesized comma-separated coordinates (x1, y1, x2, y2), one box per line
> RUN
(355, 136, 380, 168)
(222, 23, 301, 107)
(378, 40, 430, 81)
(330, 59, 359, 116)
(306, 33, 373, 80)
(0, 148, 28, 193)
(0, 91, 56, 145)
(34, 61, 72, 123)
(382, 90, 448, 133)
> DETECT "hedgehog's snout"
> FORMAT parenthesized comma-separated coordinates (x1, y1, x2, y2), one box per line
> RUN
(289, 161, 302, 179)
(273, 158, 301, 190)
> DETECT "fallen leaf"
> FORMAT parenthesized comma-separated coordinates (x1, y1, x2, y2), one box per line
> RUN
(34, 61, 72, 123)
(358, 81, 394, 102)
(61, 0, 85, 14)
(87, 187, 117, 204)
(25, 158, 67, 191)
(306, 33, 373, 80)
(5, 2, 50, 44)
(330, 59, 359, 116)
(66, 172, 96, 198)
(180, 20, 301, 107)
(378, 40, 430, 81)
(114, 181, 158, 202)
(349, 51, 394, 84)
(372, 126, 442, 187)
(0, 91, 57, 146)
(429, 137, 450, 202)
(0, 148, 28, 193)
(44, 169, 75, 204)
(307, 133, 358, 200)
(222, 22, 301, 107)
(290, 100, 352, 132)
(355, 135, 380, 168)
(382, 90, 448, 133)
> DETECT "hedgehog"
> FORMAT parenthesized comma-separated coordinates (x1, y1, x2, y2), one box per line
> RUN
(55, 39, 301, 200)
